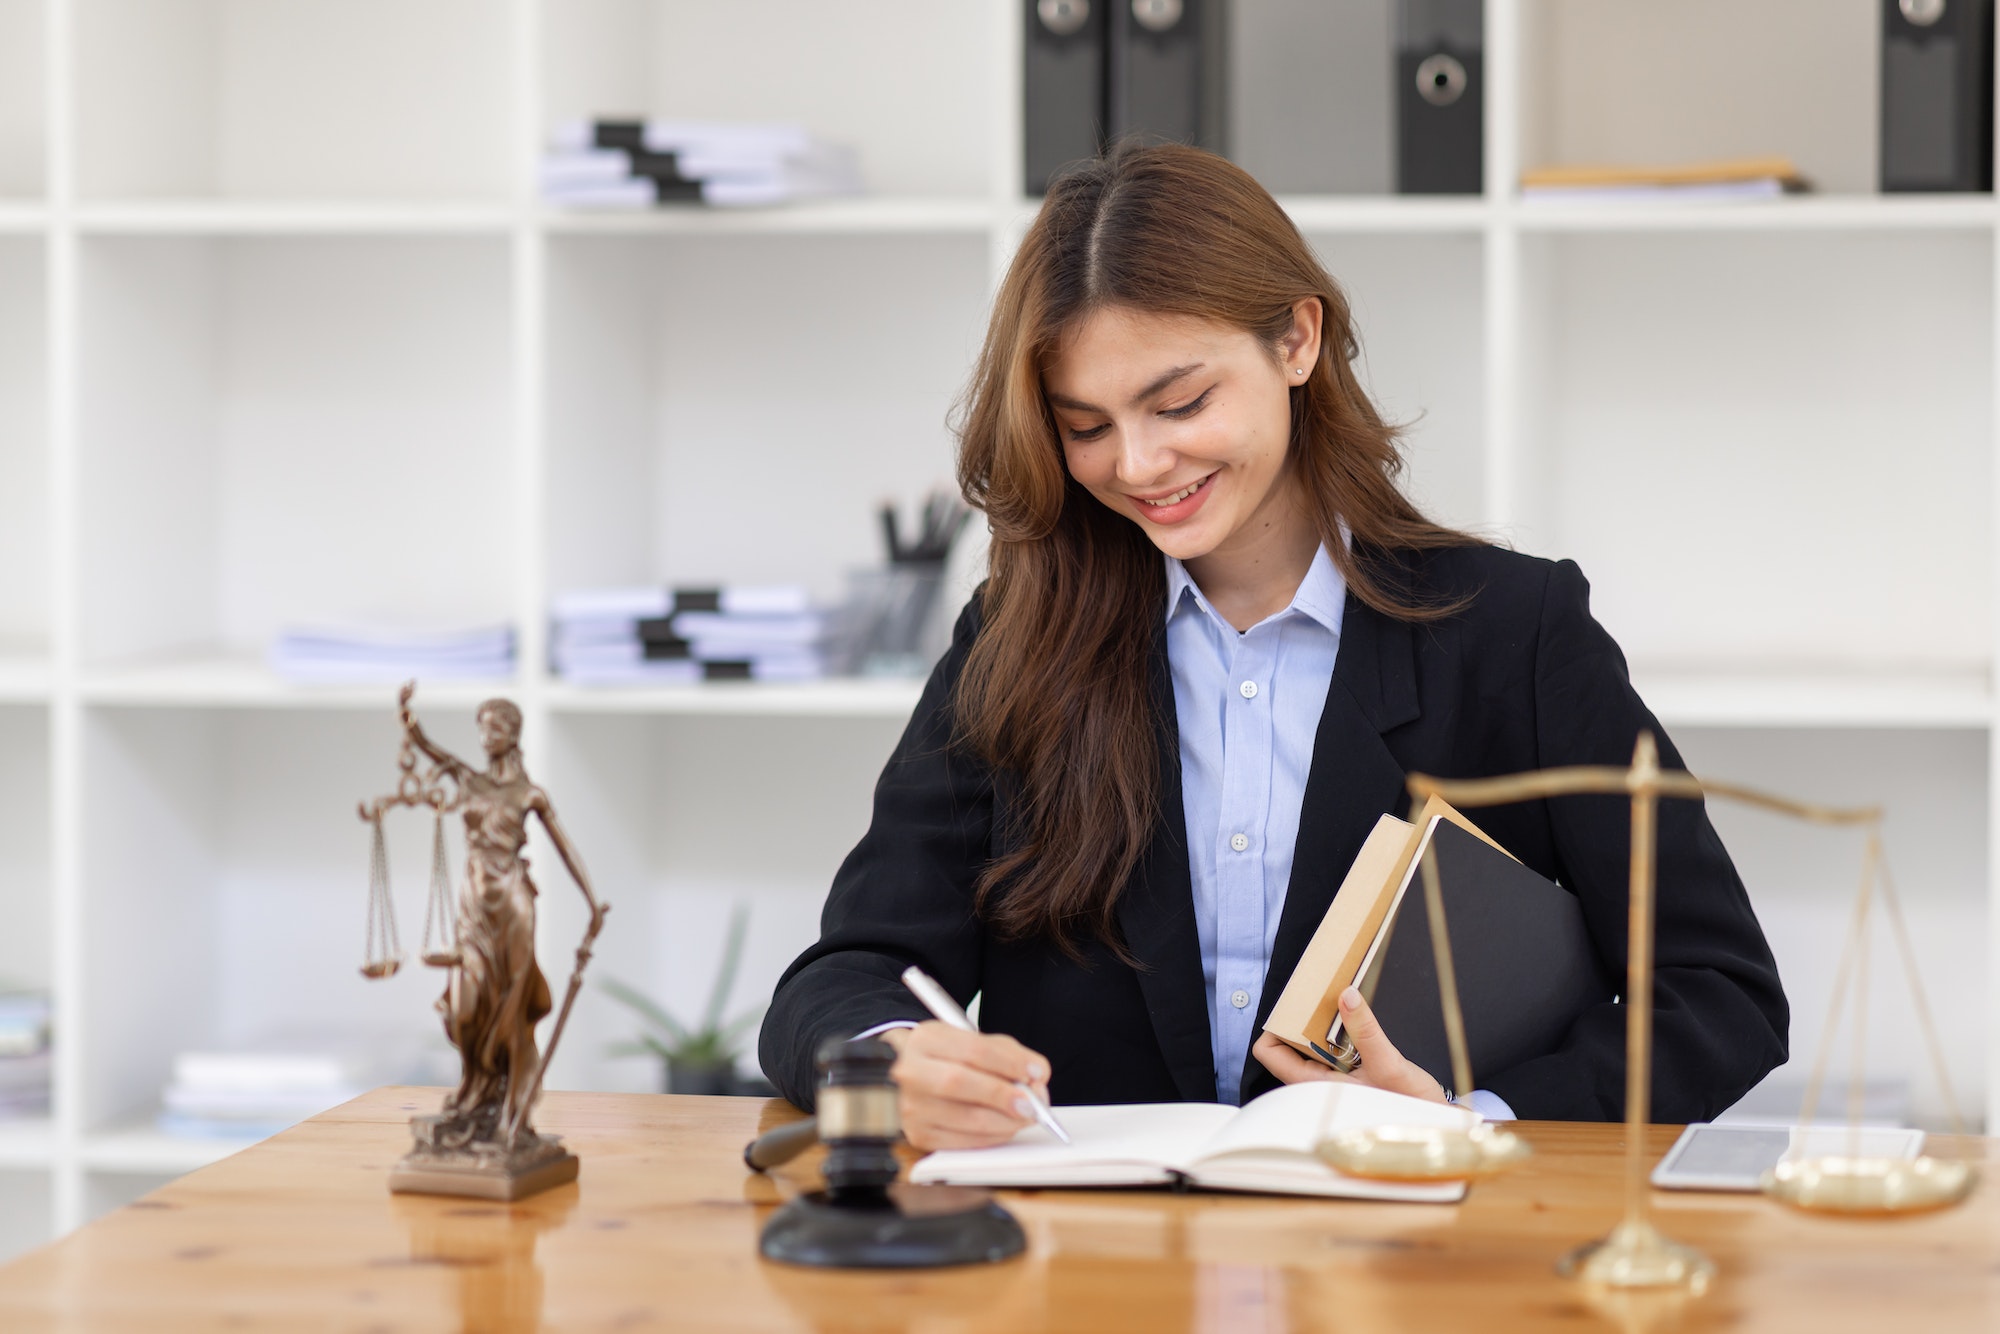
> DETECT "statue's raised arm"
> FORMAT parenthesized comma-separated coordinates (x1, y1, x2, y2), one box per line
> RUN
(398, 681, 473, 781)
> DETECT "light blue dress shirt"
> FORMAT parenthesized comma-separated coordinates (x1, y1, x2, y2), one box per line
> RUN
(1166, 546, 1512, 1120)
(1165, 546, 1346, 1105)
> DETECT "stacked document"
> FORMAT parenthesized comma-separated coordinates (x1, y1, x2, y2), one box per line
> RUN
(542, 119, 861, 209)
(0, 991, 51, 1119)
(552, 585, 827, 685)
(269, 624, 515, 684)
(1521, 156, 1810, 203)
(158, 1038, 413, 1141)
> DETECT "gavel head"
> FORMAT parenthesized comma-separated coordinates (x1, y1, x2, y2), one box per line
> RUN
(814, 1036, 901, 1201)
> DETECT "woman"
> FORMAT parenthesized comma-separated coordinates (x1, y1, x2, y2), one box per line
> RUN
(760, 144, 1786, 1149)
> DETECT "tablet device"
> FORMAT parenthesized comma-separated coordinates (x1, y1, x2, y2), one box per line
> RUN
(1651, 1122, 1926, 1192)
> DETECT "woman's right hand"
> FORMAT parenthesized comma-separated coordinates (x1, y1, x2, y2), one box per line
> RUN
(880, 1021, 1053, 1151)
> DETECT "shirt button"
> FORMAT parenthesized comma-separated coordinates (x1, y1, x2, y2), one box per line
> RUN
(1230, 989, 1251, 1009)
(1230, 833, 1249, 852)
(1239, 680, 1259, 699)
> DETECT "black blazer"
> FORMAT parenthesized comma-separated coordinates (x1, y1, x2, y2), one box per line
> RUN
(760, 544, 1788, 1121)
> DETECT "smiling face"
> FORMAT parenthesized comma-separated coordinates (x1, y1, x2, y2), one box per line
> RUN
(1043, 302, 1322, 573)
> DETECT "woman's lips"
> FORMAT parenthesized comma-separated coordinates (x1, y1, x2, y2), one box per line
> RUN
(1131, 471, 1216, 525)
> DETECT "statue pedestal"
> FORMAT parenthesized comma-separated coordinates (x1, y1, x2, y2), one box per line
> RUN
(388, 1111, 580, 1201)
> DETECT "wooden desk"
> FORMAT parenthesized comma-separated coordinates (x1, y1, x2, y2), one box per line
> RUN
(0, 1088, 1993, 1332)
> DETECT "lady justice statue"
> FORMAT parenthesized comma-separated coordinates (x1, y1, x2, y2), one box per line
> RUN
(358, 683, 609, 1200)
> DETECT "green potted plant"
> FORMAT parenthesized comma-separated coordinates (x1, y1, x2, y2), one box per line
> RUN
(599, 906, 764, 1096)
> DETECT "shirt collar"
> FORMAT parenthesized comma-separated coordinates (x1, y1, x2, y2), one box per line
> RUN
(1163, 543, 1347, 637)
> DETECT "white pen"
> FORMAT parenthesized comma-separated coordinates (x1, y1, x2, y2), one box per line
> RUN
(899, 965, 1071, 1145)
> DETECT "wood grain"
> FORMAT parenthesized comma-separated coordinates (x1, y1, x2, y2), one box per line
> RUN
(0, 1087, 1992, 1332)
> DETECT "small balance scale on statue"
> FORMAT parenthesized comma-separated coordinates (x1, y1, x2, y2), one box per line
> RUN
(358, 682, 609, 1201)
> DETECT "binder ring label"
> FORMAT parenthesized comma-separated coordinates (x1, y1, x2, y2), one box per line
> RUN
(1037, 0, 1090, 36)
(1415, 53, 1468, 107)
(1132, 0, 1184, 34)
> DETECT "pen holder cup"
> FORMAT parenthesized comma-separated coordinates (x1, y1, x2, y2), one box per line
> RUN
(837, 561, 949, 678)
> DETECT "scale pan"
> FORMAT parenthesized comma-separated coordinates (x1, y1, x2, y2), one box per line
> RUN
(1316, 1122, 1531, 1182)
(359, 959, 403, 980)
(1762, 1154, 1976, 1215)
(421, 951, 462, 968)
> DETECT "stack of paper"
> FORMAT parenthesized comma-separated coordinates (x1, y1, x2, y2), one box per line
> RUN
(269, 625, 515, 684)
(542, 120, 861, 209)
(157, 1038, 416, 1141)
(1521, 156, 1810, 203)
(553, 586, 826, 686)
(0, 991, 51, 1119)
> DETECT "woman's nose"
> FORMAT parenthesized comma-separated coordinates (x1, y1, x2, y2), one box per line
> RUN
(1115, 422, 1176, 488)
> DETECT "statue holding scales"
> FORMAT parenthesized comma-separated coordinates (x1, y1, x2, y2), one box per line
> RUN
(359, 683, 609, 1200)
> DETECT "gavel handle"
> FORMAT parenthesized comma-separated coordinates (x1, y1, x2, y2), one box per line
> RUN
(744, 1117, 820, 1172)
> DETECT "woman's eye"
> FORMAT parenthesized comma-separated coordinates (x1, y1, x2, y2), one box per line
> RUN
(1065, 423, 1110, 443)
(1161, 388, 1213, 420)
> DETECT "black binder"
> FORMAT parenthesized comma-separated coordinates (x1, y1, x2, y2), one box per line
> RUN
(1359, 820, 1615, 1091)
(1025, 0, 1109, 194)
(1395, 0, 1483, 195)
(1881, 0, 1994, 193)
(1108, 0, 1227, 154)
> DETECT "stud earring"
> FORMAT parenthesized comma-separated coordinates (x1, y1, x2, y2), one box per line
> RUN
(1295, 367, 1306, 375)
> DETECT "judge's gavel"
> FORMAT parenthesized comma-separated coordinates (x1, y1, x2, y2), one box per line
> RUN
(752, 1036, 1025, 1269)
(744, 1037, 899, 1183)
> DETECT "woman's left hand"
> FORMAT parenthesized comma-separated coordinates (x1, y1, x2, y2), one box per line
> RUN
(1251, 985, 1449, 1104)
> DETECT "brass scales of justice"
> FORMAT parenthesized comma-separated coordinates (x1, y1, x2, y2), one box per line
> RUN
(357, 683, 610, 1201)
(1313, 732, 1976, 1294)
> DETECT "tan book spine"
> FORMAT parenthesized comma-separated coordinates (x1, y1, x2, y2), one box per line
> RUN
(1262, 796, 1517, 1065)
(1262, 813, 1417, 1059)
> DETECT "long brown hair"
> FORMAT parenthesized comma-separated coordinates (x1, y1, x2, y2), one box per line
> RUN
(954, 143, 1473, 959)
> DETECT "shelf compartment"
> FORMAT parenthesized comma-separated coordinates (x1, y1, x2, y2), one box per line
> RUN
(77, 707, 489, 1136)
(0, 238, 47, 656)
(1512, 230, 1992, 673)
(74, 235, 516, 670)
(544, 232, 987, 606)
(537, 710, 906, 1094)
(0, 705, 51, 1001)
(1675, 726, 1989, 1130)
(1518, 0, 1880, 197)
(0, 0, 44, 201)
(0, 1168, 53, 1264)
(73, 0, 513, 205)
(1300, 232, 1487, 532)
(542, 0, 995, 200)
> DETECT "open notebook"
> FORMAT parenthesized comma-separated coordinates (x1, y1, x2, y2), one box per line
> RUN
(908, 1081, 1476, 1203)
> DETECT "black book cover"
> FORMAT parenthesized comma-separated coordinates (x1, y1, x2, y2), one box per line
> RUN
(1361, 820, 1615, 1089)
(670, 589, 724, 614)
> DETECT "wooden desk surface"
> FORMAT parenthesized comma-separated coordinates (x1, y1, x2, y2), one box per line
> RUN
(0, 1087, 1994, 1333)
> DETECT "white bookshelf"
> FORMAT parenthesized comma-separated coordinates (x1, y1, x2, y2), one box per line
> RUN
(1, 0, 1995, 1254)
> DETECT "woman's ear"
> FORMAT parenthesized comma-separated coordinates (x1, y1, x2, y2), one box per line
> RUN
(1280, 297, 1325, 376)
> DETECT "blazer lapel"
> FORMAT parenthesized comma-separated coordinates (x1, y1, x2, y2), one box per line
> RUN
(1117, 619, 1219, 1103)
(1239, 592, 1422, 1099)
